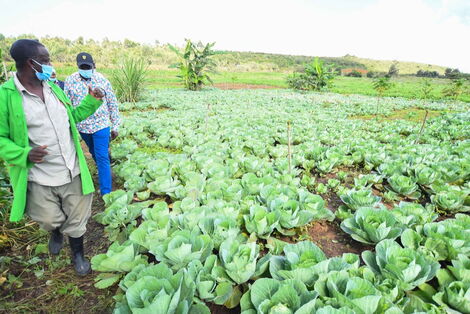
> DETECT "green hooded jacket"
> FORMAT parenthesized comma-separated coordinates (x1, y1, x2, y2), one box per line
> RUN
(0, 77, 103, 222)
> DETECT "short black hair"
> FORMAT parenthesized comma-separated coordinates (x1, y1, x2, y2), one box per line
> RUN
(9, 39, 45, 69)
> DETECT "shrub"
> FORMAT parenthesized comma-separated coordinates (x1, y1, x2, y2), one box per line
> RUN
(287, 57, 336, 91)
(416, 70, 439, 78)
(445, 68, 461, 79)
(388, 61, 399, 77)
(346, 70, 362, 78)
(170, 39, 217, 91)
(372, 75, 394, 115)
(443, 78, 467, 100)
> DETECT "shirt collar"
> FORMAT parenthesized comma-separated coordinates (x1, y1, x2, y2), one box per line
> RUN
(13, 72, 28, 93)
(13, 72, 51, 96)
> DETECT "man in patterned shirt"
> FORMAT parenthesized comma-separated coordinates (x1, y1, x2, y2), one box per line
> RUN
(65, 53, 120, 196)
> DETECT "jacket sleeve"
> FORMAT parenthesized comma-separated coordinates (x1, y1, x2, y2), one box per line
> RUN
(0, 92, 32, 168)
(69, 94, 103, 123)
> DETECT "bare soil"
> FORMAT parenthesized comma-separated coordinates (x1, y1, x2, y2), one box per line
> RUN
(306, 220, 373, 258)
(208, 304, 241, 314)
(0, 193, 115, 314)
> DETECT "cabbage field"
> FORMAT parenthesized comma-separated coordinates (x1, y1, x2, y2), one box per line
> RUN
(90, 89, 470, 313)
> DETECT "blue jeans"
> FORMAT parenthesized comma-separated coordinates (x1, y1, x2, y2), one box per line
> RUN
(80, 128, 112, 195)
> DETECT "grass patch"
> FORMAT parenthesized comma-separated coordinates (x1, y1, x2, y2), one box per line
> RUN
(385, 108, 444, 122)
(332, 76, 470, 102)
(350, 108, 448, 122)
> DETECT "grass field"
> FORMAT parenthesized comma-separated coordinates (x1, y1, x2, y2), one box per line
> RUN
(54, 65, 470, 102)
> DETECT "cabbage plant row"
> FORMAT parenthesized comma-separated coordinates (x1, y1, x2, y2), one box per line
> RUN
(92, 89, 469, 313)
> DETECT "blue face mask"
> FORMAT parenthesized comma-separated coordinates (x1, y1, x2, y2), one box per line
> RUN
(79, 69, 93, 79)
(31, 59, 54, 81)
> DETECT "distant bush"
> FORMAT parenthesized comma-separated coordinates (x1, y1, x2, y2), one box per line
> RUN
(388, 61, 399, 77)
(444, 68, 463, 79)
(346, 70, 363, 78)
(416, 69, 439, 78)
(287, 57, 336, 91)
(367, 71, 388, 78)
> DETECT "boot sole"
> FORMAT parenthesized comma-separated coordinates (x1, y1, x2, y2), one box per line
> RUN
(75, 269, 91, 276)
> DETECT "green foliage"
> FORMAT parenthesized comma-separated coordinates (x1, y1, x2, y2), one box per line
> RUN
(198, 216, 240, 250)
(336, 189, 382, 219)
(416, 69, 439, 78)
(362, 239, 440, 290)
(240, 278, 319, 314)
(91, 241, 148, 273)
(372, 75, 394, 115)
(346, 70, 363, 77)
(419, 78, 433, 100)
(111, 56, 148, 102)
(243, 205, 280, 239)
(443, 78, 467, 100)
(0, 48, 9, 84)
(372, 75, 393, 97)
(340, 207, 404, 244)
(401, 214, 470, 261)
(219, 238, 260, 285)
(386, 175, 420, 199)
(150, 229, 213, 271)
(431, 189, 469, 214)
(268, 242, 360, 289)
(170, 39, 217, 91)
(314, 270, 397, 313)
(287, 57, 336, 91)
(86, 89, 469, 313)
(412, 254, 470, 313)
(444, 67, 461, 79)
(186, 255, 238, 306)
(407, 164, 440, 186)
(391, 202, 437, 228)
(116, 263, 210, 313)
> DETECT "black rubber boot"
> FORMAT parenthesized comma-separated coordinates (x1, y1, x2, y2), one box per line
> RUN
(69, 236, 91, 276)
(48, 228, 63, 255)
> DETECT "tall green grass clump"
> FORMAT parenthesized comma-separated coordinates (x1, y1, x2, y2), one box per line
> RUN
(112, 56, 148, 102)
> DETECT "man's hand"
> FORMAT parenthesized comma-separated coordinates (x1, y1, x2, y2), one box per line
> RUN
(110, 130, 118, 141)
(88, 86, 105, 100)
(28, 145, 48, 163)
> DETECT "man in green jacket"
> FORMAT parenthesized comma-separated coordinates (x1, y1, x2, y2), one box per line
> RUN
(0, 39, 104, 276)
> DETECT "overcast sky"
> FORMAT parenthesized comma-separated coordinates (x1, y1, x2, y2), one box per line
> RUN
(1, 0, 469, 72)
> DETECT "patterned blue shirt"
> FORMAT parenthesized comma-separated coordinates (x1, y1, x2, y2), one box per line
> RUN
(64, 71, 121, 134)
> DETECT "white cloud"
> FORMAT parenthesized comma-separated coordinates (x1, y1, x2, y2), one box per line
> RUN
(1, 0, 470, 72)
